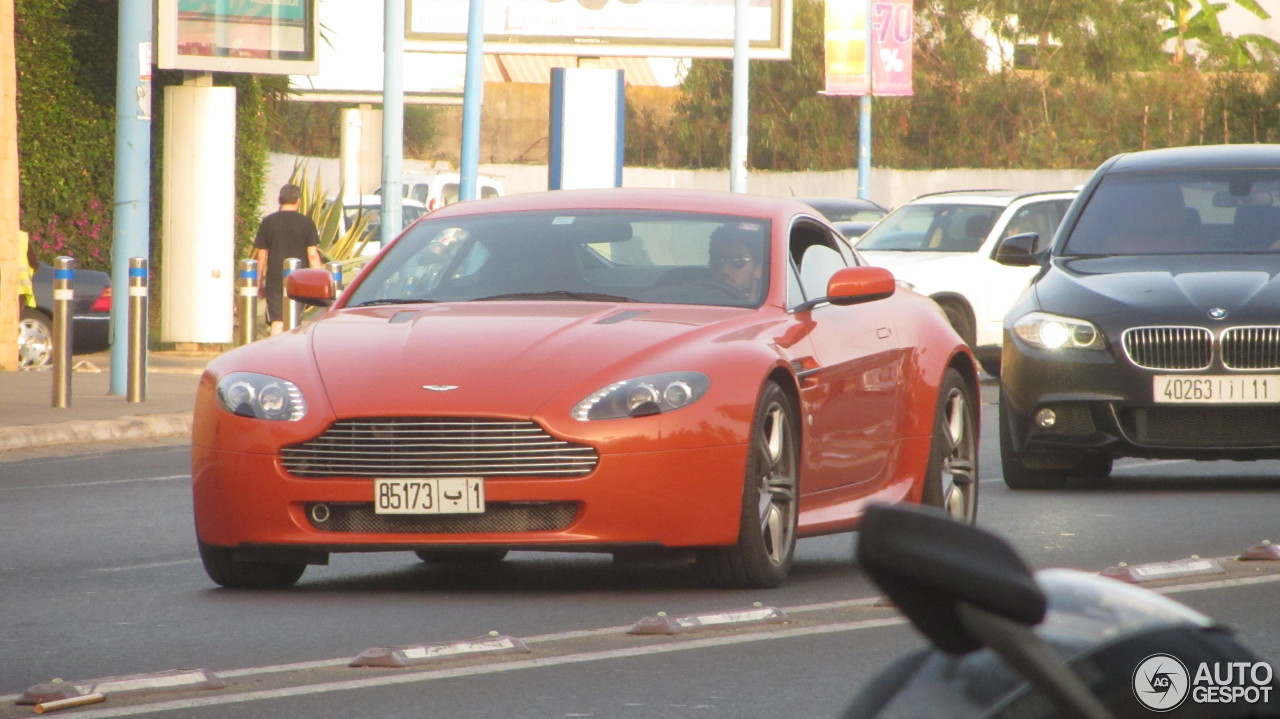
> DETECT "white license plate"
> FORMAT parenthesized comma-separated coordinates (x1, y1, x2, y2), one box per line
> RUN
(374, 478, 485, 514)
(1153, 375, 1280, 404)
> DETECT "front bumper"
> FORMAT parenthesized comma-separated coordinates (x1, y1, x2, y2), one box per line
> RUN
(1001, 341, 1280, 461)
(192, 443, 749, 552)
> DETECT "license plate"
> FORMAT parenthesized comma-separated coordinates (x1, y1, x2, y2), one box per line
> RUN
(1153, 375, 1280, 404)
(374, 478, 485, 514)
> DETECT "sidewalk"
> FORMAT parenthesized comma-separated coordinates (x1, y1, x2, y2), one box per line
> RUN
(0, 350, 216, 454)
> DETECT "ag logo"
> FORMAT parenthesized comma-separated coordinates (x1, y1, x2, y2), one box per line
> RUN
(1134, 653, 1190, 711)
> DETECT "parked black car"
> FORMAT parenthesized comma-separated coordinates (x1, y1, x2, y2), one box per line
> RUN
(996, 144, 1280, 488)
(797, 197, 888, 240)
(19, 261, 112, 368)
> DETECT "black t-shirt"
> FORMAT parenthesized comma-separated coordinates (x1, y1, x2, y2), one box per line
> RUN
(253, 210, 319, 289)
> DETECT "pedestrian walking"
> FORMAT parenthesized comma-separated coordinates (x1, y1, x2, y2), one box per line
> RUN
(253, 183, 322, 336)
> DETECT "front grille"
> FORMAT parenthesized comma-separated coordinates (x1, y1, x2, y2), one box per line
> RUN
(1122, 327, 1212, 370)
(282, 418, 598, 478)
(307, 502, 577, 534)
(1120, 406, 1280, 448)
(1221, 326, 1280, 370)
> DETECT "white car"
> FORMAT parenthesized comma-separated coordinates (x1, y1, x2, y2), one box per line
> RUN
(398, 171, 504, 210)
(331, 195, 430, 256)
(855, 189, 1076, 375)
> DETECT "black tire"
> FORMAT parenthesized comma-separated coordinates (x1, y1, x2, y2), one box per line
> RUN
(937, 300, 976, 348)
(697, 381, 799, 589)
(999, 391, 1068, 490)
(198, 541, 306, 589)
(921, 369, 978, 523)
(414, 548, 509, 564)
(17, 307, 53, 369)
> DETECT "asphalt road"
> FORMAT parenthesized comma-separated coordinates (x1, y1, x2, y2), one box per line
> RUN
(2, 382, 1279, 717)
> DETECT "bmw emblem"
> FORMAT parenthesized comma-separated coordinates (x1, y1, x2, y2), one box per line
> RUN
(1207, 308, 1228, 321)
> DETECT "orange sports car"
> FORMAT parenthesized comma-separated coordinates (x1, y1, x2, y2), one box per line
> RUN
(192, 188, 980, 589)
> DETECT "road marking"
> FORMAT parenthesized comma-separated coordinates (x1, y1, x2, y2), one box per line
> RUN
(0, 473, 186, 488)
(23, 617, 911, 718)
(91, 560, 200, 573)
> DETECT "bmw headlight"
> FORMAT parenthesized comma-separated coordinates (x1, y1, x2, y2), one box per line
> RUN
(1012, 312, 1106, 351)
(216, 372, 308, 421)
(573, 372, 710, 421)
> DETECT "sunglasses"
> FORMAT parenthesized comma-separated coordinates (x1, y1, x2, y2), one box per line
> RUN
(711, 256, 754, 269)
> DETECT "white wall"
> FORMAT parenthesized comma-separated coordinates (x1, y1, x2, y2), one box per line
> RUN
(265, 152, 1095, 216)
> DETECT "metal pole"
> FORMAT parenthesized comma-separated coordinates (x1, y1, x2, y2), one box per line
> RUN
(236, 259, 258, 346)
(459, 0, 484, 201)
(110, 0, 153, 396)
(326, 260, 344, 292)
(282, 258, 302, 331)
(126, 257, 148, 403)
(51, 256, 74, 408)
(381, 0, 405, 245)
(857, 0, 873, 199)
(729, 0, 749, 193)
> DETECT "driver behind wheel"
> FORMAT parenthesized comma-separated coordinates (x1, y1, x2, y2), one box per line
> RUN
(708, 222, 765, 301)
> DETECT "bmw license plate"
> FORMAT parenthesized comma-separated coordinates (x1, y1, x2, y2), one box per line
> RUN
(374, 478, 485, 514)
(1153, 375, 1280, 404)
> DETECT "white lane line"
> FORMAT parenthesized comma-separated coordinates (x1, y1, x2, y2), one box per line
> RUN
(91, 560, 201, 573)
(0, 475, 188, 492)
(35, 617, 911, 718)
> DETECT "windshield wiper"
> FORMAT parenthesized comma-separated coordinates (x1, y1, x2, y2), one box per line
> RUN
(471, 291, 639, 303)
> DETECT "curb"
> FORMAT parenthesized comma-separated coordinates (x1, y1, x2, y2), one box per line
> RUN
(0, 414, 193, 453)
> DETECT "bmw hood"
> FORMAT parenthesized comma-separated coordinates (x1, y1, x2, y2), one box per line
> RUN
(304, 302, 752, 417)
(1036, 254, 1280, 326)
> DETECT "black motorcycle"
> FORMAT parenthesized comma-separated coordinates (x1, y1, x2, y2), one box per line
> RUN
(843, 505, 1279, 719)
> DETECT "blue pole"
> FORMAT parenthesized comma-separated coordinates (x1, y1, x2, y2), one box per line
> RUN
(110, 0, 153, 395)
(459, 0, 484, 201)
(857, 0, 873, 200)
(382, 0, 405, 244)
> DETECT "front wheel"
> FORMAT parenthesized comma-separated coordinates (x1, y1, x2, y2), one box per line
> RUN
(921, 369, 978, 522)
(696, 381, 799, 589)
(17, 308, 53, 368)
(198, 541, 306, 589)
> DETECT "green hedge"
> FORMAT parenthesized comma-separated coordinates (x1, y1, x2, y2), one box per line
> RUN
(15, 2, 279, 272)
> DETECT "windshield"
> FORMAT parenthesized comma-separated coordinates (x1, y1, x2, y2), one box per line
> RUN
(344, 209, 771, 308)
(856, 203, 998, 252)
(1064, 170, 1280, 255)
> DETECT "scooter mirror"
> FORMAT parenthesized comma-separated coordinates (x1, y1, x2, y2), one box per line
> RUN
(857, 504, 1047, 655)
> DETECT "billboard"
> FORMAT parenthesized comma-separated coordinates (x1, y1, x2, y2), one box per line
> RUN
(405, 0, 793, 60)
(823, 0, 912, 96)
(157, 0, 320, 75)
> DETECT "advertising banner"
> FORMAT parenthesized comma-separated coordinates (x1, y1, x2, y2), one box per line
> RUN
(824, 0, 913, 97)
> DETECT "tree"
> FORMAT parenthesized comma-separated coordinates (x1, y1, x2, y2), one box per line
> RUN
(1162, 0, 1279, 68)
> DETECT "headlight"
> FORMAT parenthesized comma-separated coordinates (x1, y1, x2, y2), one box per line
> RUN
(216, 372, 308, 421)
(573, 372, 710, 421)
(1012, 311, 1106, 351)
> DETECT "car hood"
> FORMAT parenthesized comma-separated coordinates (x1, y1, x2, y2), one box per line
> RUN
(858, 250, 976, 273)
(1036, 254, 1280, 325)
(305, 302, 755, 417)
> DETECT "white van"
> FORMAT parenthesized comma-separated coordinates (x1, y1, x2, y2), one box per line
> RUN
(399, 171, 504, 210)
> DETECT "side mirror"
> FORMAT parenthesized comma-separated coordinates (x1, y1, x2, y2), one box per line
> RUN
(993, 233, 1043, 267)
(856, 504, 1045, 655)
(826, 265, 896, 305)
(286, 268, 336, 307)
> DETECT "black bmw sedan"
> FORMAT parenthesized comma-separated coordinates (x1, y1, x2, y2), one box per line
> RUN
(995, 144, 1280, 489)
